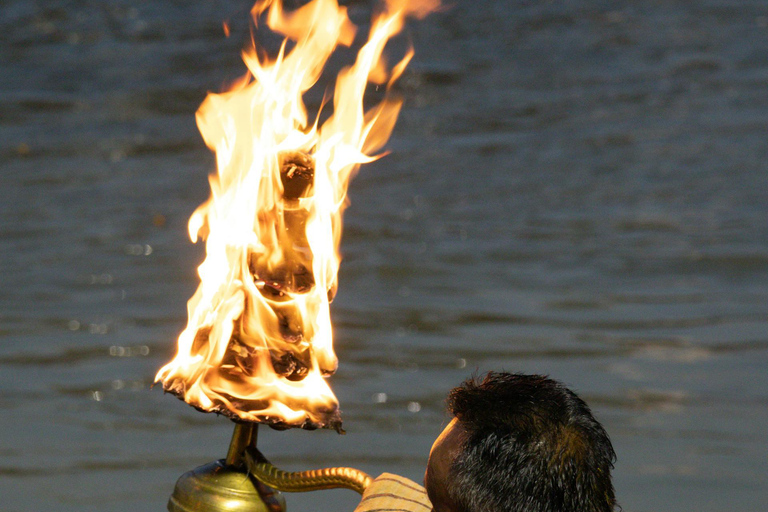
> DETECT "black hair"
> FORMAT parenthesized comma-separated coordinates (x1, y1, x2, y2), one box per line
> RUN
(445, 372, 617, 512)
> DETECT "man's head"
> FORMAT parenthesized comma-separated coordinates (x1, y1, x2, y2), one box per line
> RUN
(424, 372, 616, 512)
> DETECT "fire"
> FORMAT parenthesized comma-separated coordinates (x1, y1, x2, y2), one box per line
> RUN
(155, 0, 438, 430)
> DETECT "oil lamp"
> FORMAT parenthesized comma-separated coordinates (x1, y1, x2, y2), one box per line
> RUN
(154, 0, 438, 510)
(166, 422, 372, 512)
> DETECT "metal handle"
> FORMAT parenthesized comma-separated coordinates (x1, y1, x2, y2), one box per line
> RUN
(245, 448, 372, 495)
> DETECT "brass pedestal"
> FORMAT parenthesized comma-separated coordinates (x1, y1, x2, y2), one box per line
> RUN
(168, 459, 285, 512)
(167, 424, 285, 512)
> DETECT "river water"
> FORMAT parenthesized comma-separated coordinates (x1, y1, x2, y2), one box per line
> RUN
(2, 1, 767, 511)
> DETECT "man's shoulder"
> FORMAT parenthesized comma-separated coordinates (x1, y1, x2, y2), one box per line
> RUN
(354, 473, 432, 512)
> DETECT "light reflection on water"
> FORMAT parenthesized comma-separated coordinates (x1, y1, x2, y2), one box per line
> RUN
(2, 1, 768, 511)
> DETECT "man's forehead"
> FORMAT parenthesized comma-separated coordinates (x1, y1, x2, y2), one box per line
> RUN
(426, 417, 466, 512)
(430, 417, 461, 456)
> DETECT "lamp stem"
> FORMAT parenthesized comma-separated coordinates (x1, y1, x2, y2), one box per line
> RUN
(226, 423, 259, 467)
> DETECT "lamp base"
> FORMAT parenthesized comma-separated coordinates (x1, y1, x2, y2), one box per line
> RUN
(168, 459, 286, 512)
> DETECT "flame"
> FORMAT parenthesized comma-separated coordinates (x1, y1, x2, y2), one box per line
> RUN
(155, 0, 438, 430)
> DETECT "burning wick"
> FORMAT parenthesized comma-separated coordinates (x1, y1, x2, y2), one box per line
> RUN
(155, 0, 439, 431)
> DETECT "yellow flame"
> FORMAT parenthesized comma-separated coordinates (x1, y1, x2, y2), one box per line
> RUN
(155, 0, 438, 428)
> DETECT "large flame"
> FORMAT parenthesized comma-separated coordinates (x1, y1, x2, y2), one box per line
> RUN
(155, 0, 438, 430)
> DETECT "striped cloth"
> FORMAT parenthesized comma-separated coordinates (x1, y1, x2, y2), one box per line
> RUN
(354, 473, 433, 512)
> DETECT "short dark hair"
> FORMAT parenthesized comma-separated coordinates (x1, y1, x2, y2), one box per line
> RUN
(446, 372, 617, 512)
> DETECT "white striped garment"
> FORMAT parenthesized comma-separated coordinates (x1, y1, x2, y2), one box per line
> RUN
(354, 473, 433, 512)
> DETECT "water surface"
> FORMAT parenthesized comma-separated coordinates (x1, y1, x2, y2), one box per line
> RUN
(1, 1, 767, 511)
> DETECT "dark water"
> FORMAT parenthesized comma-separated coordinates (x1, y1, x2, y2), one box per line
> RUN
(2, 1, 768, 510)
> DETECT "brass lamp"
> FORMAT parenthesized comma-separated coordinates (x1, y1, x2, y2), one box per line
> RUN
(167, 423, 371, 512)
